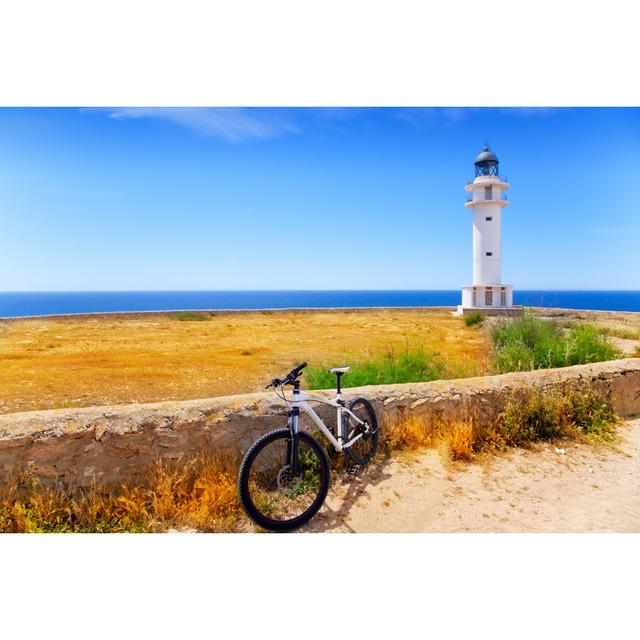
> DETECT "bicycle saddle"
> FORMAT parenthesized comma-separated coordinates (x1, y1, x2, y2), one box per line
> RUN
(329, 366, 350, 374)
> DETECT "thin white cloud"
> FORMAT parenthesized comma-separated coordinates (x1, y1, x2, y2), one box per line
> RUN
(390, 107, 472, 125)
(105, 107, 301, 142)
(441, 107, 472, 123)
(95, 106, 562, 142)
(391, 106, 562, 126)
(499, 107, 563, 117)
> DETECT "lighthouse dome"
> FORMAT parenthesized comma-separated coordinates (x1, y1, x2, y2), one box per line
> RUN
(474, 146, 498, 164)
(474, 145, 499, 177)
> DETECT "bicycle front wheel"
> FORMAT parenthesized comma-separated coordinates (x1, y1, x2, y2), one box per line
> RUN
(238, 428, 330, 532)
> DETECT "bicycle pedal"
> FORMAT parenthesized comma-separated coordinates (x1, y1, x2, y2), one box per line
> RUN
(346, 464, 359, 476)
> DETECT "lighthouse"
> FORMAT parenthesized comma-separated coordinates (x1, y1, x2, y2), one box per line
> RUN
(458, 146, 522, 316)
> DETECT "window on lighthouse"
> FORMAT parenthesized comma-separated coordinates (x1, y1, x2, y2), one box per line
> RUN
(484, 186, 492, 200)
(485, 289, 493, 306)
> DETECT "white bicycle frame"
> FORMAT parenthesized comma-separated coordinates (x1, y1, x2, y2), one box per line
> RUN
(283, 386, 368, 453)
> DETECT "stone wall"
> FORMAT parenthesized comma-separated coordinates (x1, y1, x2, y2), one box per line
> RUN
(1, 358, 639, 489)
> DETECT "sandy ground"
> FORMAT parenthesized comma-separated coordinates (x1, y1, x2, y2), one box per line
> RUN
(609, 336, 640, 355)
(302, 418, 640, 533)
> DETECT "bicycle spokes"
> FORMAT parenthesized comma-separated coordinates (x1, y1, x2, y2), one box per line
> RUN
(245, 434, 326, 523)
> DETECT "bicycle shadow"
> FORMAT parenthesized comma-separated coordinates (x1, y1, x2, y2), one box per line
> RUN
(300, 454, 395, 533)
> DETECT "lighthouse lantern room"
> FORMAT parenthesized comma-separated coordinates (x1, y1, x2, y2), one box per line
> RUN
(457, 146, 523, 316)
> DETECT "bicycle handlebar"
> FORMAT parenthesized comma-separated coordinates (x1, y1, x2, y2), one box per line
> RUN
(265, 362, 308, 389)
(288, 362, 308, 378)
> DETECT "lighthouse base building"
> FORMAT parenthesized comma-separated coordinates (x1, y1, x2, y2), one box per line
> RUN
(458, 283, 522, 316)
(456, 146, 523, 317)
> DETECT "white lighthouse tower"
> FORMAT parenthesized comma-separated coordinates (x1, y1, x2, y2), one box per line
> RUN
(458, 146, 522, 316)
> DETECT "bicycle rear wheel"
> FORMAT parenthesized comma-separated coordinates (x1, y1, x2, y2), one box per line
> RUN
(343, 397, 379, 465)
(238, 428, 330, 532)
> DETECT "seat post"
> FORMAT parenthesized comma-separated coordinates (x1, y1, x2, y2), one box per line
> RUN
(335, 372, 342, 394)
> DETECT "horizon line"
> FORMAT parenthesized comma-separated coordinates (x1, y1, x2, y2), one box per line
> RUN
(1, 289, 640, 294)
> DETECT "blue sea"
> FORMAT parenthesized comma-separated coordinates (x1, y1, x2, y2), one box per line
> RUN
(0, 291, 639, 318)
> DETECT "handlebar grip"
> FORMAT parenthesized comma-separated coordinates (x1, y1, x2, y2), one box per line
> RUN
(288, 362, 308, 379)
(267, 364, 307, 390)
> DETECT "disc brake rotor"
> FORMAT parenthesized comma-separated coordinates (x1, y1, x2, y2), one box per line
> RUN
(276, 465, 302, 496)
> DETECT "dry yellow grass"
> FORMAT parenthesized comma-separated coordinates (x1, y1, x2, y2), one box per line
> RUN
(382, 413, 437, 452)
(0, 309, 490, 414)
(381, 412, 477, 461)
(382, 382, 619, 464)
(444, 421, 476, 461)
(0, 451, 241, 533)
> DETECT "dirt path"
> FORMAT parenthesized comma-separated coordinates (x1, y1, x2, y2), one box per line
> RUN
(302, 418, 640, 533)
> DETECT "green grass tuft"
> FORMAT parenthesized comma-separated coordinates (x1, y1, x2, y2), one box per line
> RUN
(172, 311, 211, 322)
(491, 316, 620, 373)
(499, 383, 618, 445)
(464, 311, 485, 327)
(305, 346, 453, 389)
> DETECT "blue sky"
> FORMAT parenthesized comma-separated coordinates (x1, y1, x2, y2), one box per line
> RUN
(1, 107, 638, 291)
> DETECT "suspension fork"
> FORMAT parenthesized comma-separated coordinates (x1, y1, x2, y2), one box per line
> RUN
(287, 385, 301, 476)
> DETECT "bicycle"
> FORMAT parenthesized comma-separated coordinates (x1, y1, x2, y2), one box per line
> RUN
(237, 362, 379, 531)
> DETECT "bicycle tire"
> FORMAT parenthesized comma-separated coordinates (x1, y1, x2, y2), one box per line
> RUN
(343, 397, 379, 465)
(238, 428, 330, 532)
